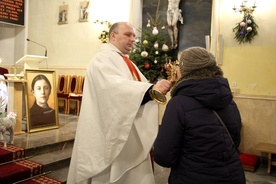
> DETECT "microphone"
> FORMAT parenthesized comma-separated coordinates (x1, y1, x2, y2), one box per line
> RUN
(26, 38, 47, 57)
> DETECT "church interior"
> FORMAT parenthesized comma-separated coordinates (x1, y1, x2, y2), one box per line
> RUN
(0, 0, 276, 183)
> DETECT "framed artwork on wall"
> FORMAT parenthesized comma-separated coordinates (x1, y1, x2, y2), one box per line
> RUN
(24, 69, 59, 133)
(79, 1, 90, 22)
(58, 4, 68, 25)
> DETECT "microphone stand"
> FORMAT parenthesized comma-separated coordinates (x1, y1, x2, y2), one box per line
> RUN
(26, 38, 48, 68)
(26, 38, 47, 57)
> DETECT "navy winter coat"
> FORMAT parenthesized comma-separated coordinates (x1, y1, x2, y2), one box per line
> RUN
(153, 78, 246, 184)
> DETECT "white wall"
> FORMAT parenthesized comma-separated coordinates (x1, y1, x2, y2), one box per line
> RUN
(0, 25, 15, 65)
(0, 25, 26, 69)
(217, 0, 276, 47)
(211, 0, 276, 95)
(27, 0, 135, 70)
(1, 0, 142, 72)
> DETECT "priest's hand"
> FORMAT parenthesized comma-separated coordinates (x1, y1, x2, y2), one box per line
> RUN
(153, 79, 172, 95)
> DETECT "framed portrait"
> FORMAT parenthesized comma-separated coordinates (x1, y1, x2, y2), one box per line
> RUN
(24, 69, 59, 133)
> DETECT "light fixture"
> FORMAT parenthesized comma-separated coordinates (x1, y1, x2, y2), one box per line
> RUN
(233, 0, 257, 15)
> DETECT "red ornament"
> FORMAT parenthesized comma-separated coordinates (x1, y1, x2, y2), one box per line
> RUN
(144, 63, 150, 69)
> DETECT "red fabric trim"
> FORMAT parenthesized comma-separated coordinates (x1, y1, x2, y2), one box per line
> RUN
(0, 143, 25, 164)
(121, 55, 141, 82)
(0, 159, 43, 183)
(20, 176, 64, 184)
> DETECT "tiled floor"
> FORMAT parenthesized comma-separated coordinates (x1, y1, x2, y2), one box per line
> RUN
(154, 166, 276, 184)
(8, 114, 276, 183)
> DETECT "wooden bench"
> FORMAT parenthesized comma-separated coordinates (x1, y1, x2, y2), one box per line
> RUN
(255, 142, 276, 174)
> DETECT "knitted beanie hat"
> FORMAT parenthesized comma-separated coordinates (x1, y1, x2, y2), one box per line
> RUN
(171, 47, 223, 97)
(179, 46, 223, 80)
(180, 47, 213, 75)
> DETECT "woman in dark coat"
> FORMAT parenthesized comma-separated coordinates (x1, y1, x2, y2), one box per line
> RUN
(153, 47, 245, 184)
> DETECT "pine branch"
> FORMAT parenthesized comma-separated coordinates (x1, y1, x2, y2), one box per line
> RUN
(233, 14, 258, 44)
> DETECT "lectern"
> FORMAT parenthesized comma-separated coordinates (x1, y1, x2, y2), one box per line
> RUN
(4, 77, 26, 135)
(16, 55, 47, 69)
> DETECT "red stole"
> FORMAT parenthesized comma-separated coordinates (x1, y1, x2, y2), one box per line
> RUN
(121, 55, 141, 82)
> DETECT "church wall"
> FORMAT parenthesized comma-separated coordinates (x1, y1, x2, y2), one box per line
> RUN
(217, 0, 276, 96)
(234, 95, 276, 155)
(215, 0, 276, 155)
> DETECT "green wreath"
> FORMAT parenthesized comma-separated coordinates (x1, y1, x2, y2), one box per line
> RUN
(233, 14, 258, 44)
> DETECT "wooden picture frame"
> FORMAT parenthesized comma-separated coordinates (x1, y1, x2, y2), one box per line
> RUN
(24, 69, 59, 133)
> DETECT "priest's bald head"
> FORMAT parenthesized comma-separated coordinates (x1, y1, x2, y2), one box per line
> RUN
(108, 22, 136, 54)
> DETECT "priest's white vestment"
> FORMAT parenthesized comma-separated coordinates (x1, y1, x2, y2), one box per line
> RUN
(67, 44, 159, 184)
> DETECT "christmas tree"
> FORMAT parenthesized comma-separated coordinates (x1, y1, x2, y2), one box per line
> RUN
(129, 0, 174, 83)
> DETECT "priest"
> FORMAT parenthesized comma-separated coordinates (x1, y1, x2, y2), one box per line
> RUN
(67, 22, 171, 183)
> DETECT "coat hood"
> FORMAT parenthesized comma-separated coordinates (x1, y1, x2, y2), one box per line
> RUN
(172, 78, 233, 110)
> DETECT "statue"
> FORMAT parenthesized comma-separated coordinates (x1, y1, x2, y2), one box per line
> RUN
(167, 0, 184, 49)
(0, 74, 8, 141)
(0, 75, 8, 118)
(59, 9, 67, 23)
(0, 112, 17, 147)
